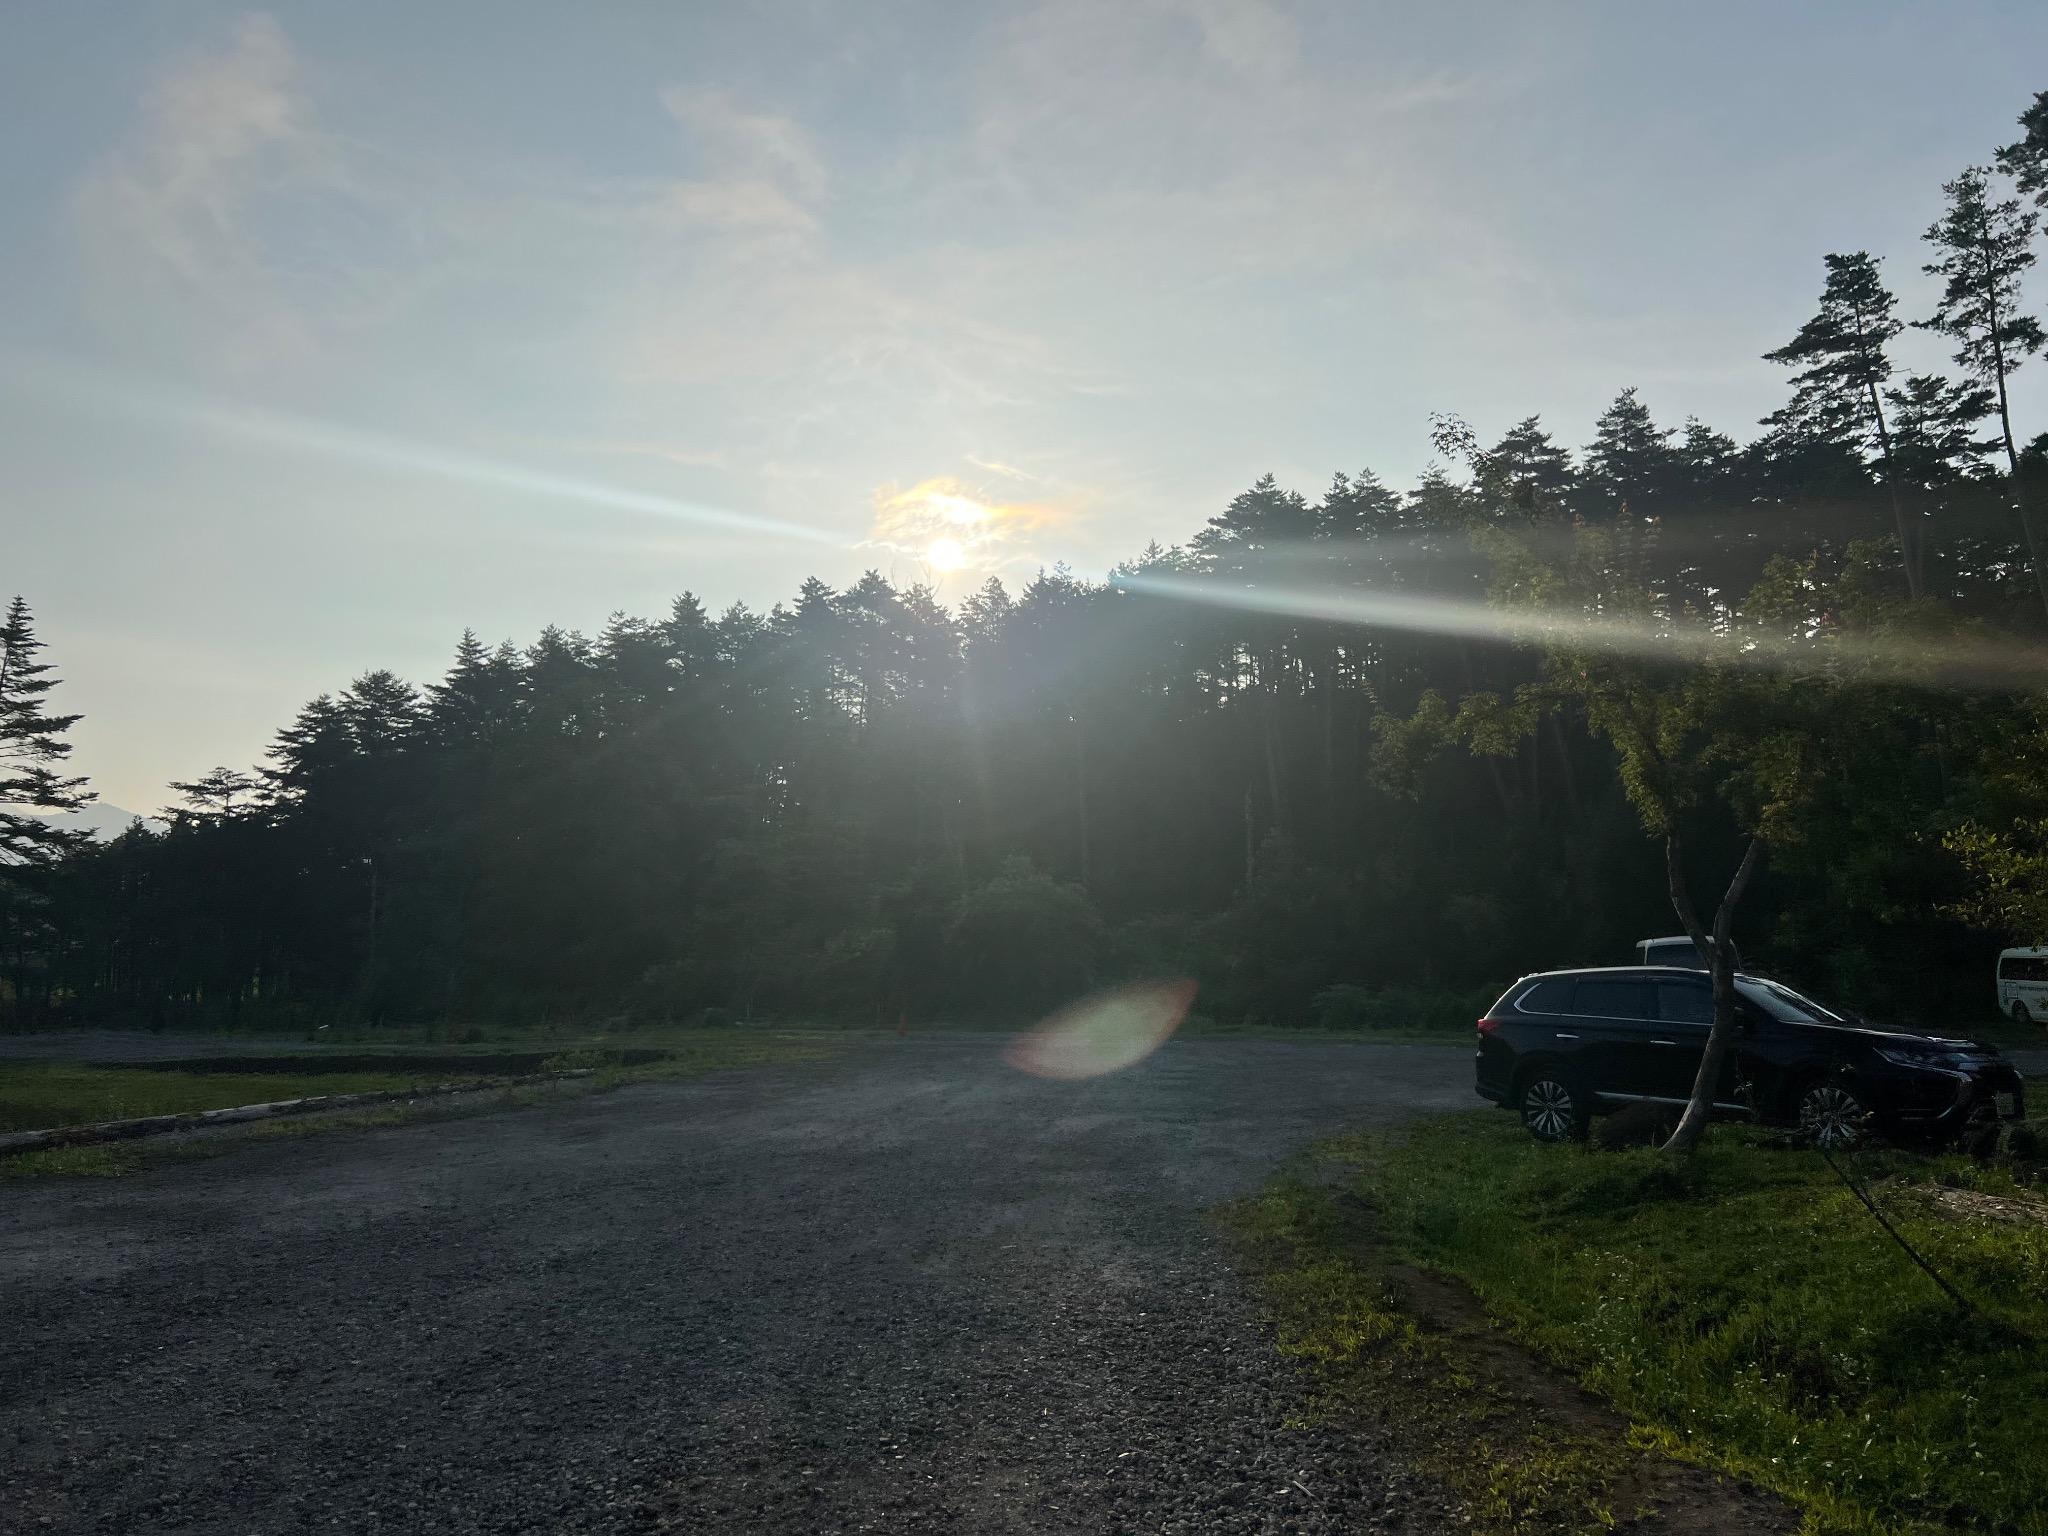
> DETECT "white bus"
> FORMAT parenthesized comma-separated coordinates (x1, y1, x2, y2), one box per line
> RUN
(1996, 947, 2048, 1026)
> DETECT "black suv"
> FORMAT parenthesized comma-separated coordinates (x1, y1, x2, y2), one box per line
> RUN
(1476, 967, 2026, 1146)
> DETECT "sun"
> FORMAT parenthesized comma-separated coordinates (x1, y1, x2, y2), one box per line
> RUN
(926, 537, 967, 572)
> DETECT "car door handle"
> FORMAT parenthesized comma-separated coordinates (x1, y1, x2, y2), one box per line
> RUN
(1554, 1032, 1580, 1040)
(1650, 1039, 1679, 1046)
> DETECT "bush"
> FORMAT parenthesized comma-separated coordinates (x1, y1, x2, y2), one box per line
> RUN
(1310, 982, 1494, 1034)
(944, 857, 1104, 1014)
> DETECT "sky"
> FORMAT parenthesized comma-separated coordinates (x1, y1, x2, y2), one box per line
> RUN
(4, 1, 2047, 811)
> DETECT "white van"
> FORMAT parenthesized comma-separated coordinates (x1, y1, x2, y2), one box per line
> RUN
(1995, 947, 2048, 1026)
(1635, 935, 1743, 972)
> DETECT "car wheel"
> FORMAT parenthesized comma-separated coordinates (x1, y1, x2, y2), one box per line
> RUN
(1796, 1081, 1869, 1148)
(1956, 1094, 2002, 1158)
(1519, 1071, 1587, 1143)
(2014, 1001, 2037, 1028)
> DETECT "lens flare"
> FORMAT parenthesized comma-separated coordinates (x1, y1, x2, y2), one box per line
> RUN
(927, 536, 966, 571)
(1004, 979, 1197, 1080)
(1113, 569, 2048, 694)
(5, 351, 840, 547)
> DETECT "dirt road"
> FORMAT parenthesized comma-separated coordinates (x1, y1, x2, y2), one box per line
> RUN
(3, 1035, 1474, 1534)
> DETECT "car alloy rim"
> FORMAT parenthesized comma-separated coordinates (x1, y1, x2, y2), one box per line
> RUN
(1525, 1079, 1573, 1138)
(1799, 1085, 1863, 1146)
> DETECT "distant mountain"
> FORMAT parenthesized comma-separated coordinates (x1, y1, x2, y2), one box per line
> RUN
(12, 803, 166, 840)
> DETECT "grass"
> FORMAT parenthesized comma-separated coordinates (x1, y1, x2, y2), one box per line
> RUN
(1224, 1178, 1638, 1534)
(1280, 1112, 2048, 1535)
(0, 1062, 456, 1134)
(0, 1031, 842, 1179)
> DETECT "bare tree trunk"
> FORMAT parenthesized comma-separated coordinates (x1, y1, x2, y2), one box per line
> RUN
(1243, 784, 1256, 888)
(1662, 832, 1766, 1156)
(1864, 379, 1922, 599)
(1073, 714, 1091, 888)
(1262, 707, 1287, 841)
(1982, 237, 2048, 622)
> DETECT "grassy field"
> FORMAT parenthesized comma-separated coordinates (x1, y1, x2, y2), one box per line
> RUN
(1252, 1111, 2048, 1535)
(0, 1036, 843, 1146)
(0, 1062, 456, 1134)
(0, 1030, 843, 1177)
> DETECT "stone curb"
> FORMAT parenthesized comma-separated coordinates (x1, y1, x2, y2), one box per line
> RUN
(0, 1070, 596, 1158)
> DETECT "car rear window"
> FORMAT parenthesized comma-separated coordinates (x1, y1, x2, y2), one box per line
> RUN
(1655, 978, 1714, 1024)
(1571, 977, 1655, 1019)
(1514, 977, 1576, 1013)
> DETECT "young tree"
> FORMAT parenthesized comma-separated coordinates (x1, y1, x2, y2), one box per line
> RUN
(1765, 253, 1920, 595)
(0, 597, 94, 865)
(1918, 167, 2048, 615)
(1388, 536, 1865, 1153)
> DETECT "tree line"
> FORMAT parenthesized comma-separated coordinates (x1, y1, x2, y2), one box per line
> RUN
(5, 91, 2048, 1035)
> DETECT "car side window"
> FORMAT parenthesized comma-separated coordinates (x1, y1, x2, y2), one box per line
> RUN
(1515, 978, 1575, 1014)
(1655, 979, 1714, 1025)
(1571, 977, 1655, 1020)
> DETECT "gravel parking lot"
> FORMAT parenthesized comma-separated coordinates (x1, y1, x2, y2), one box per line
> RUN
(2, 1035, 1476, 1534)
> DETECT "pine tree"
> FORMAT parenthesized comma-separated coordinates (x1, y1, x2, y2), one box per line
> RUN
(1582, 388, 1678, 519)
(340, 671, 422, 756)
(1997, 89, 2048, 209)
(1918, 166, 2048, 614)
(0, 597, 94, 865)
(1764, 253, 1919, 594)
(1674, 417, 1742, 503)
(165, 766, 258, 824)
(660, 593, 720, 682)
(1884, 374, 1998, 491)
(424, 630, 506, 745)
(264, 695, 355, 803)
(1477, 417, 1575, 521)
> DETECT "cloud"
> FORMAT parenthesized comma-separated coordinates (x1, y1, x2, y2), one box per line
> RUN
(1169, 0, 1300, 79)
(660, 87, 829, 204)
(69, 12, 452, 370)
(59, 3, 1530, 584)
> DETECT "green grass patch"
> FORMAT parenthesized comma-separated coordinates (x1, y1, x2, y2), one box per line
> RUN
(0, 1062, 458, 1134)
(0, 1141, 140, 1179)
(1315, 1112, 2048, 1535)
(1224, 1177, 1637, 1534)
(1, 1032, 843, 1179)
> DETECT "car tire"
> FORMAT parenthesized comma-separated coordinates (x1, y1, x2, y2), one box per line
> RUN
(1956, 1094, 2002, 1159)
(1795, 1079, 1869, 1149)
(1518, 1069, 1588, 1143)
(2014, 1001, 2036, 1028)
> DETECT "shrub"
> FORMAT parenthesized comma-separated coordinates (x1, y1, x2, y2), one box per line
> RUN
(944, 857, 1105, 1014)
(1310, 982, 1496, 1034)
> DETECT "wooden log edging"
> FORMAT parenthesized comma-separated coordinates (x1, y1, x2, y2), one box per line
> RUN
(0, 1070, 596, 1159)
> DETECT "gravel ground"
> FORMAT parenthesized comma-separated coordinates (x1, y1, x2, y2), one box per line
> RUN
(1, 1034, 1474, 1535)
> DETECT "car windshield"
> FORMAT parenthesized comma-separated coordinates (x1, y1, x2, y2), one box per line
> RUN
(1735, 978, 1849, 1025)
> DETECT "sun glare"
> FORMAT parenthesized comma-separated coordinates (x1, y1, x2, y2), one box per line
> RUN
(927, 537, 967, 571)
